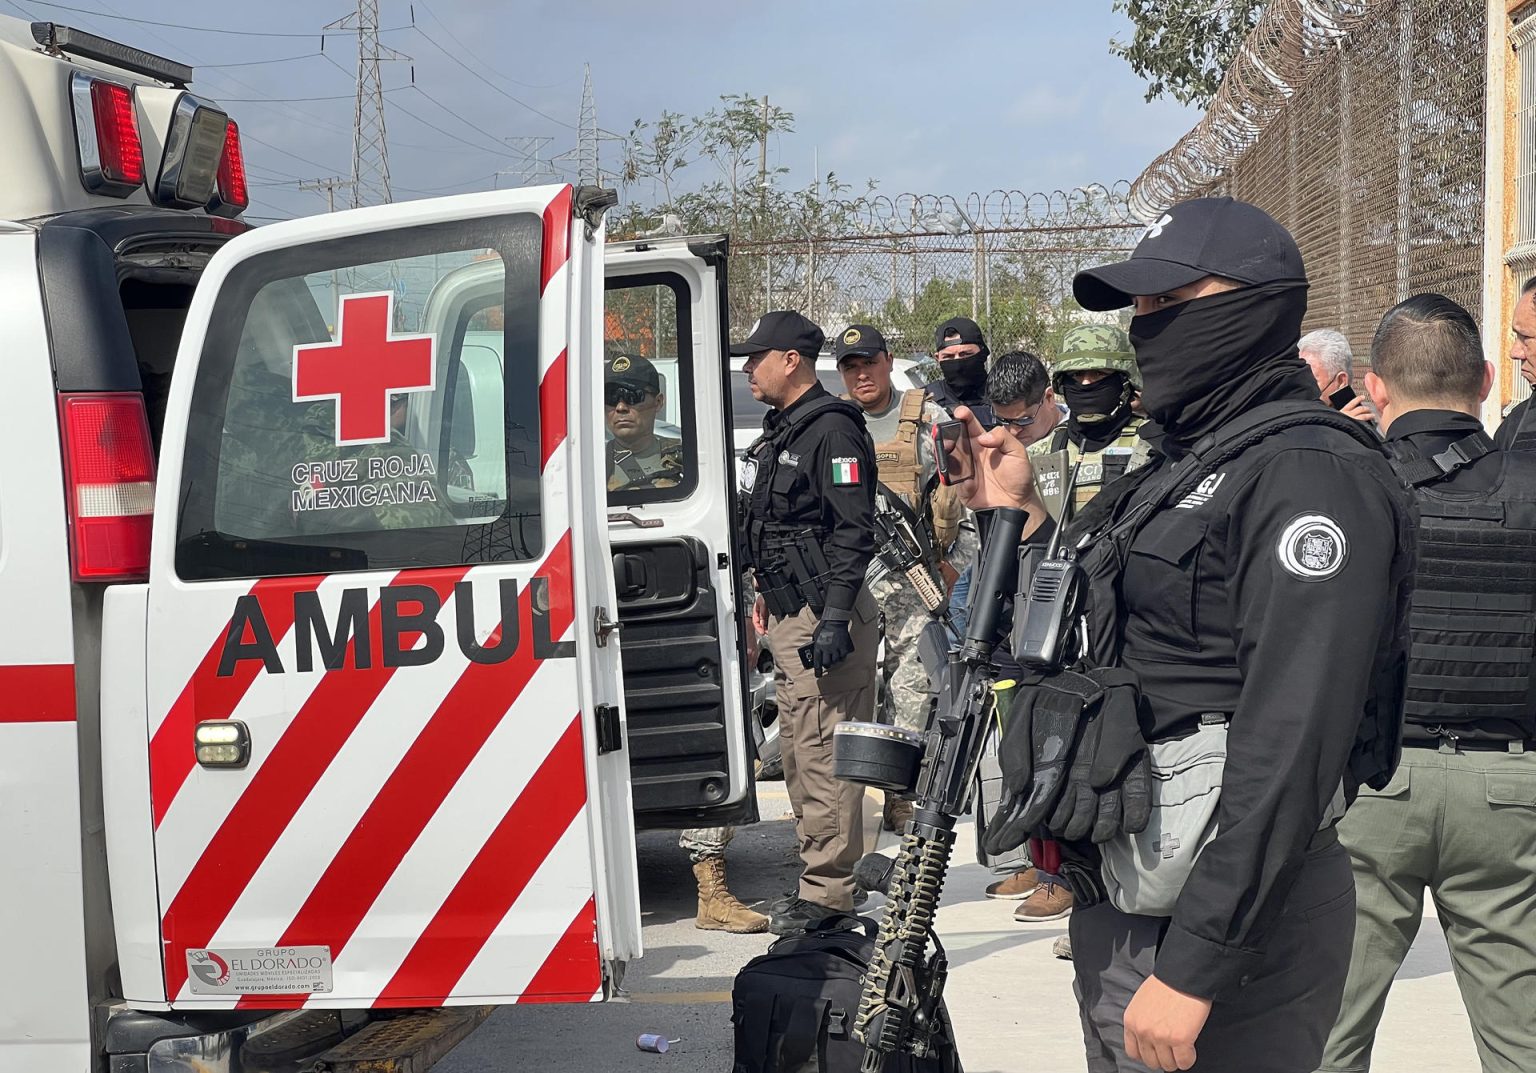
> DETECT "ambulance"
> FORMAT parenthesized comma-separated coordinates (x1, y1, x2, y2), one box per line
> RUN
(0, 16, 755, 1073)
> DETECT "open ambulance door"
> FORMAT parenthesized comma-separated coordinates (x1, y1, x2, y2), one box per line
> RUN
(601, 236, 757, 829)
(104, 184, 643, 1011)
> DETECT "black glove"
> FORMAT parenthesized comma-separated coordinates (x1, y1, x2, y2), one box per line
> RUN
(981, 685, 1089, 856)
(1055, 839, 1106, 907)
(1046, 705, 1103, 843)
(811, 618, 854, 677)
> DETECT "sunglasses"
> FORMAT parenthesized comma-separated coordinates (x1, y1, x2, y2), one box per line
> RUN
(995, 400, 1047, 429)
(605, 384, 654, 407)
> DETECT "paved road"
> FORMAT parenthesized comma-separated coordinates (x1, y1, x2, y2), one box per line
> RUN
(436, 783, 1480, 1072)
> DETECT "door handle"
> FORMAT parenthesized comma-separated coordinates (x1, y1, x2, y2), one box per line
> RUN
(594, 606, 622, 647)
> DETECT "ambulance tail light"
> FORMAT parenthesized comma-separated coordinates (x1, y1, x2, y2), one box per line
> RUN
(58, 394, 156, 582)
(210, 119, 248, 218)
(69, 71, 145, 197)
(155, 94, 231, 211)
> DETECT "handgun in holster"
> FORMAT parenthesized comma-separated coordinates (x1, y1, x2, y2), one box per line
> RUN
(756, 560, 803, 620)
(781, 531, 833, 615)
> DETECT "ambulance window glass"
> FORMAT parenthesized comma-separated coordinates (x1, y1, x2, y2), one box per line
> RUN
(175, 215, 544, 580)
(602, 274, 696, 505)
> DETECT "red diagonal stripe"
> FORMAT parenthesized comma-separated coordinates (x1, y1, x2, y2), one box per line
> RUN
(539, 349, 568, 469)
(0, 664, 76, 723)
(540, 184, 572, 294)
(374, 713, 587, 1007)
(517, 897, 601, 1004)
(151, 575, 322, 826)
(161, 568, 468, 1000)
(238, 536, 575, 1008)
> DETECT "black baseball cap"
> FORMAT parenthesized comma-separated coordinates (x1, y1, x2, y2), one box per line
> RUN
(1072, 197, 1307, 312)
(833, 324, 889, 363)
(729, 310, 825, 358)
(934, 316, 986, 352)
(604, 353, 661, 393)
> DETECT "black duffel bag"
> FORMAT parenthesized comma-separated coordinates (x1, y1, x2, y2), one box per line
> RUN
(730, 914, 962, 1073)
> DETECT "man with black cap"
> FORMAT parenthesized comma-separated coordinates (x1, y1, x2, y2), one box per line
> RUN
(735, 310, 880, 935)
(835, 323, 971, 832)
(604, 353, 684, 492)
(927, 315, 995, 429)
(953, 197, 1415, 1072)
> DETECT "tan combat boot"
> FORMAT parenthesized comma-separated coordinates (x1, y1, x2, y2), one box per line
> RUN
(882, 793, 914, 832)
(693, 858, 769, 933)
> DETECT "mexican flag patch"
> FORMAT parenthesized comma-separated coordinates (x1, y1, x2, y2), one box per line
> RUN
(831, 457, 861, 485)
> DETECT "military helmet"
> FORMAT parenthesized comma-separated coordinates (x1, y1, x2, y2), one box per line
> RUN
(1051, 323, 1140, 389)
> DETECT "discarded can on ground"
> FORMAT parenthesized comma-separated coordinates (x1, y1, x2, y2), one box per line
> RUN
(637, 1034, 672, 1054)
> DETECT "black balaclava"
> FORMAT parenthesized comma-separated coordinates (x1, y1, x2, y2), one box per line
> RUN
(1061, 373, 1135, 450)
(1132, 282, 1315, 457)
(939, 347, 990, 399)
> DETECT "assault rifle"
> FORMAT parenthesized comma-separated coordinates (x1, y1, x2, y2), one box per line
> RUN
(836, 506, 1028, 1072)
(867, 484, 953, 631)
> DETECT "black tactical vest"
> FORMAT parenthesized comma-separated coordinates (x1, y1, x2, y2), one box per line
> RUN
(741, 392, 866, 564)
(1389, 435, 1536, 738)
(925, 378, 995, 430)
(1507, 401, 1536, 454)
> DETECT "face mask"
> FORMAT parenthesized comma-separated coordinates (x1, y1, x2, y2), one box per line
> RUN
(1061, 374, 1129, 425)
(1130, 283, 1314, 449)
(939, 350, 989, 397)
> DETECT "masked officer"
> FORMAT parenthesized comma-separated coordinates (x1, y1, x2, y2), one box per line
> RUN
(834, 323, 972, 832)
(736, 310, 880, 936)
(960, 198, 1415, 1073)
(927, 315, 996, 429)
(1029, 324, 1153, 524)
(604, 353, 685, 492)
(1318, 294, 1536, 1073)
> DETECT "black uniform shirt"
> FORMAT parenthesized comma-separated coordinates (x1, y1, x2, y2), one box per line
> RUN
(1114, 422, 1404, 999)
(753, 382, 877, 613)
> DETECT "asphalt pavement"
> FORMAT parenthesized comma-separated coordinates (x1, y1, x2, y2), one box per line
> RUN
(436, 783, 1480, 1073)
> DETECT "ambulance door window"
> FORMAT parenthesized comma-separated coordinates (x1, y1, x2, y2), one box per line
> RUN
(175, 216, 545, 580)
(602, 275, 696, 504)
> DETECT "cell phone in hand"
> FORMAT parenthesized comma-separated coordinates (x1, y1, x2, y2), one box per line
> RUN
(798, 641, 816, 670)
(932, 420, 974, 486)
(1327, 384, 1358, 410)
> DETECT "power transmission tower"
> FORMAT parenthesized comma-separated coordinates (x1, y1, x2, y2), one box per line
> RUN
(577, 63, 597, 185)
(299, 176, 350, 212)
(504, 136, 556, 186)
(326, 1, 410, 207)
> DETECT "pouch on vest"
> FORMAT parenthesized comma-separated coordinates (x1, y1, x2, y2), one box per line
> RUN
(1100, 722, 1227, 917)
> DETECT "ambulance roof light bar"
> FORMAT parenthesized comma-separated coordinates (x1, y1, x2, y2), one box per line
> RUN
(32, 22, 192, 87)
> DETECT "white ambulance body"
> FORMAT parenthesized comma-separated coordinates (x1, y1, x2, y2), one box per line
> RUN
(0, 16, 753, 1073)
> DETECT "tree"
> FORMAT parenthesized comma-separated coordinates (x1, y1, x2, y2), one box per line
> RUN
(1110, 0, 1265, 106)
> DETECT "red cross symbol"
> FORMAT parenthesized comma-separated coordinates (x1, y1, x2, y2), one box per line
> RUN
(292, 291, 436, 445)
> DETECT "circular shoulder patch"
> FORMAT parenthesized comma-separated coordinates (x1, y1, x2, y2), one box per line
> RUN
(1276, 513, 1349, 581)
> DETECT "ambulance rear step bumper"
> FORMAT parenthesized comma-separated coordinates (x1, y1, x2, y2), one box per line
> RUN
(302, 1005, 494, 1073)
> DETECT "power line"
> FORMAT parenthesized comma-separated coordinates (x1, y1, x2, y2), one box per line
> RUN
(21, 1, 410, 38)
(242, 132, 349, 176)
(327, 0, 408, 208)
(200, 52, 325, 70)
(217, 87, 404, 103)
(390, 94, 510, 155)
(409, 83, 516, 152)
(411, 0, 572, 91)
(407, 20, 577, 131)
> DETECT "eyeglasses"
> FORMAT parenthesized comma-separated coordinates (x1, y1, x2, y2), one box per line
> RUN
(605, 384, 654, 407)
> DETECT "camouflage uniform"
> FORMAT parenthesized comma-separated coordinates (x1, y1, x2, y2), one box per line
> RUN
(607, 435, 685, 492)
(679, 826, 734, 862)
(865, 390, 975, 734)
(1026, 324, 1152, 524)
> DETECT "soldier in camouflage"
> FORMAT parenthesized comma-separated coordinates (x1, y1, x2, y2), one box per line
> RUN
(1027, 323, 1153, 525)
(604, 354, 686, 492)
(835, 324, 975, 833)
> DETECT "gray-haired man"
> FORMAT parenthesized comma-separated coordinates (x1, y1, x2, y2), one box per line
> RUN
(1300, 328, 1375, 424)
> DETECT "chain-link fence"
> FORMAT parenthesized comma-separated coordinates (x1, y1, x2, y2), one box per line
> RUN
(724, 184, 1143, 361)
(1131, 0, 1487, 373)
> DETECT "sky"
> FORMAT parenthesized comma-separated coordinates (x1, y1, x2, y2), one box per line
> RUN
(3, 0, 1201, 222)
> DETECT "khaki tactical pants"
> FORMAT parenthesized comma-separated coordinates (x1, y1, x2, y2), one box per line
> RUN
(764, 591, 878, 910)
(1319, 743, 1536, 1073)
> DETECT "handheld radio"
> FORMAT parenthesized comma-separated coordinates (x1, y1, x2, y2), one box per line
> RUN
(1013, 462, 1088, 671)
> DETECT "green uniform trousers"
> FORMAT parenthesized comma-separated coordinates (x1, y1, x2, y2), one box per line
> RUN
(1319, 742, 1536, 1073)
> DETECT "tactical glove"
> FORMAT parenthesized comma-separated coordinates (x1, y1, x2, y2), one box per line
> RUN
(810, 618, 855, 677)
(1045, 705, 1103, 843)
(1084, 668, 1152, 841)
(981, 684, 1091, 856)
